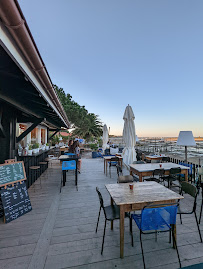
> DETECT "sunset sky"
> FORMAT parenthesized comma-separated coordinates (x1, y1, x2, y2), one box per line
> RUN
(19, 0, 203, 137)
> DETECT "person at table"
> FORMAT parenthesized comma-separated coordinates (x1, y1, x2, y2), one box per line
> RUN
(72, 140, 82, 173)
(68, 139, 73, 152)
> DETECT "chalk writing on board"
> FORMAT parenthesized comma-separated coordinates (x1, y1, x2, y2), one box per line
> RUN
(0, 162, 26, 186)
(0, 181, 32, 223)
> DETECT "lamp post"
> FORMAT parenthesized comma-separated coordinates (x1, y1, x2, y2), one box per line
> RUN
(176, 131, 196, 162)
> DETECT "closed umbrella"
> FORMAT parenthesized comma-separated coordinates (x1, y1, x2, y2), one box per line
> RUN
(122, 105, 137, 166)
(102, 124, 109, 153)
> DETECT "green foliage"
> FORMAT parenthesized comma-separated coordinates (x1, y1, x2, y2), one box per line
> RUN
(28, 144, 32, 150)
(89, 143, 98, 151)
(50, 135, 60, 145)
(54, 84, 103, 140)
(98, 138, 103, 147)
(32, 143, 39, 149)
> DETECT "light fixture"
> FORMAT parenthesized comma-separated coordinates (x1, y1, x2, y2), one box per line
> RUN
(176, 131, 196, 162)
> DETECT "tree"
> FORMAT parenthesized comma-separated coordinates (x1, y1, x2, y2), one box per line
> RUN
(54, 85, 102, 140)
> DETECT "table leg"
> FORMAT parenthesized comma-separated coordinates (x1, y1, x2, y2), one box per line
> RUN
(111, 197, 113, 230)
(172, 224, 176, 248)
(120, 205, 125, 258)
(106, 160, 108, 176)
(104, 159, 105, 174)
(75, 160, 78, 186)
(139, 173, 142, 182)
(63, 170, 66, 186)
(120, 159, 123, 168)
(130, 168, 133, 176)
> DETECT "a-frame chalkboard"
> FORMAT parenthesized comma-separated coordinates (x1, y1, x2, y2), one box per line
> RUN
(0, 161, 26, 187)
(0, 181, 32, 223)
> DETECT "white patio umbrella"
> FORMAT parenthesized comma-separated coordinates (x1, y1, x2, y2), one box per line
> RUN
(122, 105, 137, 166)
(102, 124, 109, 152)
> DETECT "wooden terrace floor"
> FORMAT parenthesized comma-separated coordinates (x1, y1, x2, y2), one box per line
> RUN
(1, 154, 203, 269)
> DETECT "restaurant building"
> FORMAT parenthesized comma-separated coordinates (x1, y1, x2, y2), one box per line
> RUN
(0, 0, 70, 164)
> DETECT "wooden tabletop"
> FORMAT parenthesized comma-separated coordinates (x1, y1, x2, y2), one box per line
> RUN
(129, 162, 190, 173)
(146, 155, 165, 159)
(103, 156, 123, 160)
(59, 155, 78, 160)
(105, 181, 183, 206)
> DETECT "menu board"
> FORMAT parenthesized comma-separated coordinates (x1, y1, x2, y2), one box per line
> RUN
(0, 162, 26, 187)
(0, 198, 3, 218)
(0, 181, 32, 223)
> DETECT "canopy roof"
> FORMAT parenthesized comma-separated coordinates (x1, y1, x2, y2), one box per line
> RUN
(0, 0, 70, 129)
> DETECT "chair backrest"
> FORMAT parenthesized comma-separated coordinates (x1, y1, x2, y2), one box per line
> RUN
(141, 203, 178, 232)
(64, 153, 76, 156)
(62, 160, 76, 170)
(153, 169, 165, 176)
(179, 162, 193, 175)
(96, 187, 105, 210)
(110, 157, 119, 162)
(170, 167, 181, 175)
(162, 157, 170, 162)
(117, 175, 133, 183)
(133, 161, 145, 164)
(181, 181, 197, 199)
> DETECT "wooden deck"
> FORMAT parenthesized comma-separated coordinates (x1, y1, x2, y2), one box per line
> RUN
(1, 155, 203, 268)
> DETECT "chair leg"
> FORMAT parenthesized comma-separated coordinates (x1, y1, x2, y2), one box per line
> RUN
(60, 171, 63, 193)
(101, 219, 107, 255)
(172, 228, 182, 268)
(130, 216, 134, 247)
(96, 206, 101, 233)
(199, 196, 203, 224)
(194, 211, 202, 242)
(140, 231, 146, 269)
(169, 230, 171, 243)
(179, 213, 182, 224)
(109, 165, 111, 178)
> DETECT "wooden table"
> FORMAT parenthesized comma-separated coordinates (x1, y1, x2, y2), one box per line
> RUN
(103, 156, 123, 176)
(145, 155, 165, 162)
(105, 182, 184, 258)
(129, 162, 189, 182)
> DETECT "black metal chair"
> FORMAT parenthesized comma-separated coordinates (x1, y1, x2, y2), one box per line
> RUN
(108, 157, 119, 178)
(144, 168, 165, 183)
(162, 156, 170, 162)
(178, 181, 202, 243)
(131, 203, 181, 269)
(95, 187, 132, 254)
(163, 167, 181, 188)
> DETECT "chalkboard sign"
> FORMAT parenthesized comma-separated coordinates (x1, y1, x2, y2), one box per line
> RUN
(0, 161, 26, 187)
(0, 181, 32, 223)
(0, 198, 3, 218)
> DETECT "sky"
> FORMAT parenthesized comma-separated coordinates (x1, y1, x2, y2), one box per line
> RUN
(19, 0, 203, 137)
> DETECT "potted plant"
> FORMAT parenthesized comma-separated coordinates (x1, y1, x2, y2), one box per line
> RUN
(46, 143, 50, 150)
(41, 144, 46, 151)
(89, 143, 99, 158)
(28, 144, 33, 156)
(32, 143, 39, 154)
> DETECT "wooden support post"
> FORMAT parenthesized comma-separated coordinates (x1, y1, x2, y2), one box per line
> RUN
(49, 129, 60, 140)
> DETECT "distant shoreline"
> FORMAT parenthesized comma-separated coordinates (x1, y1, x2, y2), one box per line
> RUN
(109, 135, 203, 142)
